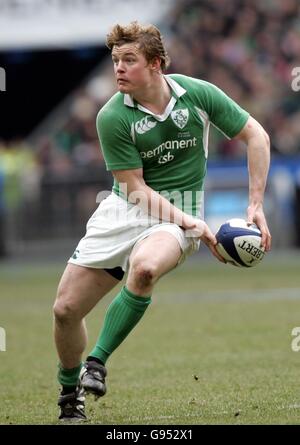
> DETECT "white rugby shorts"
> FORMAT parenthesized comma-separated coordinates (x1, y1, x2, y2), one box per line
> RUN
(68, 192, 200, 272)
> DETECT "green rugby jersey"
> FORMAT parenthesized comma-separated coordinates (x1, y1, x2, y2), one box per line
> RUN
(96, 74, 249, 216)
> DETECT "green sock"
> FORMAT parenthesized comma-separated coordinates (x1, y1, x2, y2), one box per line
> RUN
(89, 286, 151, 364)
(57, 362, 83, 387)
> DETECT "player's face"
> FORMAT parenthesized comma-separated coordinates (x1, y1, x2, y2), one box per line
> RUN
(111, 43, 156, 95)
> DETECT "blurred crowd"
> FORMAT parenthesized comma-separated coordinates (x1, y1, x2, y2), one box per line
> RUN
(168, 0, 300, 157)
(1, 0, 300, 249)
(2, 0, 300, 182)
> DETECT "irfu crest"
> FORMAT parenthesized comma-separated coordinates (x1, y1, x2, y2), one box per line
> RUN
(171, 109, 189, 129)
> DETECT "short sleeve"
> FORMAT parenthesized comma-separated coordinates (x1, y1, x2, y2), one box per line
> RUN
(195, 80, 249, 139)
(96, 108, 143, 171)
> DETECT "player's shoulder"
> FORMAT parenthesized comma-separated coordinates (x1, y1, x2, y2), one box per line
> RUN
(167, 73, 215, 92)
(97, 92, 128, 124)
(167, 74, 224, 105)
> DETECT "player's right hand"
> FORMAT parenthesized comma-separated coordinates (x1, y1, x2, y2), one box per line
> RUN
(183, 217, 226, 263)
(199, 222, 227, 263)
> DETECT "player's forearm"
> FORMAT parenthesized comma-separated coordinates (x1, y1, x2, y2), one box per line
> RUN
(247, 131, 270, 206)
(146, 185, 195, 228)
(123, 179, 195, 228)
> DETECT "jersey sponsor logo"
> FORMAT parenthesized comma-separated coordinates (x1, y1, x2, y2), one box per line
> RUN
(140, 137, 197, 160)
(171, 108, 189, 129)
(135, 116, 157, 134)
(158, 152, 174, 164)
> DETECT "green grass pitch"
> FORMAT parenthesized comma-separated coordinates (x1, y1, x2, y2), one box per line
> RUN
(1, 252, 300, 424)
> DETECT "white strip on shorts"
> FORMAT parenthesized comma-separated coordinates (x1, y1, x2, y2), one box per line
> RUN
(68, 192, 200, 272)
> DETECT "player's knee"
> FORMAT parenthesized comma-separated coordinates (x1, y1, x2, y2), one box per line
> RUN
(53, 288, 80, 323)
(129, 260, 158, 290)
(53, 300, 73, 323)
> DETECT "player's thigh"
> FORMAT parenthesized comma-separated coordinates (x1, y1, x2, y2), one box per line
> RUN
(55, 263, 120, 319)
(129, 231, 182, 279)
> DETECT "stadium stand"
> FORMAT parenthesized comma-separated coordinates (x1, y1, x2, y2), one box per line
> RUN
(0, 0, 300, 251)
(167, 0, 300, 157)
(24, 0, 300, 170)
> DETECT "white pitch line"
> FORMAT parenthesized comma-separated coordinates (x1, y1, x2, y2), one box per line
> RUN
(157, 288, 300, 303)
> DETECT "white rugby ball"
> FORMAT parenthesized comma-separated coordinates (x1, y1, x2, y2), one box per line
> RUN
(215, 218, 265, 267)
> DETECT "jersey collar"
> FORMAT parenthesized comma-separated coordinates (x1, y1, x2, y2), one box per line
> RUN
(164, 75, 186, 99)
(123, 75, 186, 121)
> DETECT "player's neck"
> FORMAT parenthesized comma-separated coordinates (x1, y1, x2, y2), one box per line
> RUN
(133, 75, 171, 115)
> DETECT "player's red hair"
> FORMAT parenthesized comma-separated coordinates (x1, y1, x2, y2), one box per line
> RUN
(106, 21, 170, 71)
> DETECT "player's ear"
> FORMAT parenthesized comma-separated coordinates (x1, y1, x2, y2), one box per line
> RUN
(149, 56, 161, 72)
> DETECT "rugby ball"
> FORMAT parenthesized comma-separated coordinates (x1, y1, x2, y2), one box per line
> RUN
(215, 218, 265, 267)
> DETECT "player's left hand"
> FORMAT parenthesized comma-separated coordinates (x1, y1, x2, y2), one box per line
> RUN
(247, 203, 272, 251)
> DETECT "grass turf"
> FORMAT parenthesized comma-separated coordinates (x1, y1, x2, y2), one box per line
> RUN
(0, 252, 300, 424)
